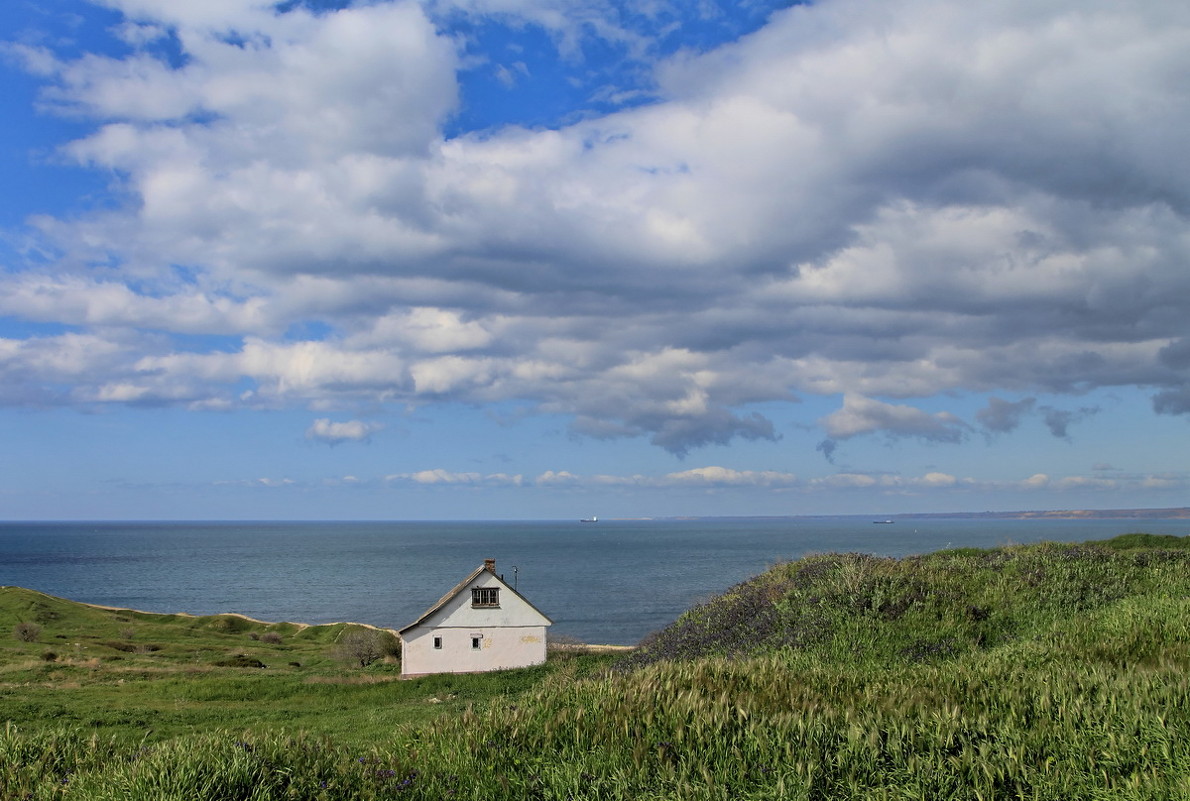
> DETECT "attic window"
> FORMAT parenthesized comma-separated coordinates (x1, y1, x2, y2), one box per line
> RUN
(472, 587, 500, 608)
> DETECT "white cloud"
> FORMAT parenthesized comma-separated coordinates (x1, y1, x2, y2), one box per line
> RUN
(387, 469, 523, 485)
(820, 394, 968, 443)
(5, 0, 1190, 456)
(536, 470, 580, 485)
(406, 469, 482, 484)
(663, 466, 798, 488)
(0, 275, 270, 335)
(305, 418, 383, 445)
(918, 472, 958, 488)
(368, 465, 1190, 497)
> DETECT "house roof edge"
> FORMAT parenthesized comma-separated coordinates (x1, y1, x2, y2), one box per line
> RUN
(398, 564, 554, 634)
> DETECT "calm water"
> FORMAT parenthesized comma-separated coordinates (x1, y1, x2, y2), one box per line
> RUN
(1, 518, 1186, 645)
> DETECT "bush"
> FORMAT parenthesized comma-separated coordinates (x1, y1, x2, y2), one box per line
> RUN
(261, 631, 283, 644)
(13, 622, 41, 642)
(40, 650, 57, 662)
(335, 628, 398, 667)
(212, 654, 266, 668)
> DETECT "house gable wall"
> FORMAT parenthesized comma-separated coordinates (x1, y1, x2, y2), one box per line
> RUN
(400, 568, 551, 677)
(418, 571, 549, 630)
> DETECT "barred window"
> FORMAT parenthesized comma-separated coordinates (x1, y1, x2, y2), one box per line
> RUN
(472, 587, 500, 607)
(433, 636, 442, 649)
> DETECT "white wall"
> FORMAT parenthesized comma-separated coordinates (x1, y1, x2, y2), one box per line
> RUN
(401, 624, 547, 675)
(400, 570, 551, 676)
(421, 571, 545, 629)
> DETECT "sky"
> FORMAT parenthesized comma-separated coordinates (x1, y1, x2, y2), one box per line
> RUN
(1, 0, 1188, 520)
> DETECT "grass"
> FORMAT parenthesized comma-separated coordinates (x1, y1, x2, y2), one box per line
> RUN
(3, 532, 1190, 799)
(0, 586, 612, 748)
(620, 535, 1190, 669)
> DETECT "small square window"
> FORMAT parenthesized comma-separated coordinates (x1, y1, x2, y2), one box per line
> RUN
(471, 635, 482, 650)
(472, 587, 500, 607)
(433, 636, 442, 650)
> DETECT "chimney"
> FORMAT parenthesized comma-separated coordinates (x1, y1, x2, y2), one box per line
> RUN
(484, 558, 496, 573)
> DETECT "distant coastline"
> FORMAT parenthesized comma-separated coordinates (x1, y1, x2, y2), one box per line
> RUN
(903, 507, 1190, 521)
(635, 507, 1190, 522)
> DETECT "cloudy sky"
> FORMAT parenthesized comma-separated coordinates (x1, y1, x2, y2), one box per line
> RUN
(1, 0, 1188, 520)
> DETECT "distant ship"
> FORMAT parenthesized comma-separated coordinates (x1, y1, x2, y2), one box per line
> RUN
(873, 519, 894, 524)
(580, 516, 598, 523)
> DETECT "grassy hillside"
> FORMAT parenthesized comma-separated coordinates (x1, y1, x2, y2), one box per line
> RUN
(3, 533, 1190, 799)
(620, 533, 1190, 669)
(0, 587, 609, 748)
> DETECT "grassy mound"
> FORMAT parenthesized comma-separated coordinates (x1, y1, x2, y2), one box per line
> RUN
(620, 533, 1190, 669)
(0, 585, 392, 673)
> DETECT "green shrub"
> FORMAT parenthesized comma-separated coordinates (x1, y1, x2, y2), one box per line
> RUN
(212, 654, 267, 668)
(334, 628, 398, 667)
(13, 621, 41, 642)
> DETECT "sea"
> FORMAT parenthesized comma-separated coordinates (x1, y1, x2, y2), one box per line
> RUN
(2, 517, 1187, 646)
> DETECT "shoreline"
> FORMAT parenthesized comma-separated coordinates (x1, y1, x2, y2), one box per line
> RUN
(1, 585, 404, 636)
(3, 586, 632, 648)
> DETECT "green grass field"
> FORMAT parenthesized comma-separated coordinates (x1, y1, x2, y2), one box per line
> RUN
(0, 587, 612, 748)
(3, 532, 1190, 799)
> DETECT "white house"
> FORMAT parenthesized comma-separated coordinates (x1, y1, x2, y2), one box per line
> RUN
(399, 559, 553, 677)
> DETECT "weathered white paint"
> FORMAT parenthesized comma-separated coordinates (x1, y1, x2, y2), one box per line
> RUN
(399, 562, 552, 677)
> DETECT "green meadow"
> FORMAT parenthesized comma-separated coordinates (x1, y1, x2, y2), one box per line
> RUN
(3, 532, 1190, 799)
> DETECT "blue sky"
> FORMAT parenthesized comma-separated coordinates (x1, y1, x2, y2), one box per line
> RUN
(1, 0, 1189, 520)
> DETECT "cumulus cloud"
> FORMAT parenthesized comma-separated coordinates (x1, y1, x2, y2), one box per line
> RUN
(663, 466, 798, 487)
(820, 394, 968, 443)
(535, 470, 581, 485)
(305, 418, 384, 445)
(503, 465, 1190, 495)
(209, 463, 1190, 498)
(386, 469, 523, 485)
(255, 477, 295, 488)
(5, 0, 1190, 455)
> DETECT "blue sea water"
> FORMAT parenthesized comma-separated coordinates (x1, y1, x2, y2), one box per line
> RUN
(1, 518, 1186, 645)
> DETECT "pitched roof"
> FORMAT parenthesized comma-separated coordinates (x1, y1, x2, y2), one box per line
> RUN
(398, 564, 553, 634)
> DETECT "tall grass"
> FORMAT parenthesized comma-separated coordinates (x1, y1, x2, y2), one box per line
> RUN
(3, 534, 1189, 799)
(621, 538, 1190, 669)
